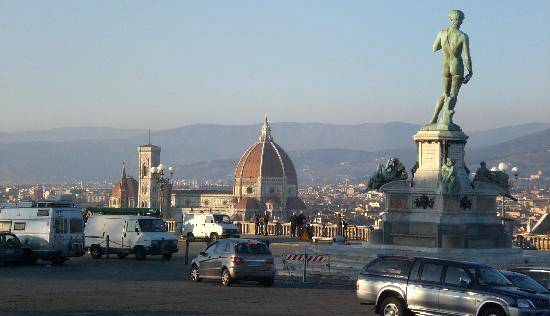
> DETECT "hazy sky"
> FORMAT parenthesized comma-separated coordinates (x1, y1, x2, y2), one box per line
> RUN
(1, 1, 549, 132)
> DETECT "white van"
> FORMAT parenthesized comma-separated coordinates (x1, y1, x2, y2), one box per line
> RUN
(84, 215, 178, 261)
(181, 213, 240, 242)
(0, 202, 85, 265)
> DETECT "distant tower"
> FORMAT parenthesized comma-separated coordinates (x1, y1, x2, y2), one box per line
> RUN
(119, 162, 128, 208)
(138, 143, 161, 208)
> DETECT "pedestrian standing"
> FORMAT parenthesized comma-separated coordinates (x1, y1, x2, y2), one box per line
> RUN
(290, 212, 296, 237)
(253, 212, 260, 235)
(263, 211, 269, 236)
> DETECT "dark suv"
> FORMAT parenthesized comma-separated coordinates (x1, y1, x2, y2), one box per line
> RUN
(0, 232, 33, 265)
(356, 256, 550, 316)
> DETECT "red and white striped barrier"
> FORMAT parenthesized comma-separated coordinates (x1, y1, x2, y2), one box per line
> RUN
(283, 254, 329, 262)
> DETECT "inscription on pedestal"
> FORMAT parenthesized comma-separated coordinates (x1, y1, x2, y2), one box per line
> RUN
(448, 143, 465, 167)
(420, 143, 440, 169)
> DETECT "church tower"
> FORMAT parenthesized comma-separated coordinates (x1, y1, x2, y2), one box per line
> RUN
(138, 143, 161, 208)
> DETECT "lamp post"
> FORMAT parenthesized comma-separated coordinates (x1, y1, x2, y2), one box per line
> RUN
(497, 163, 519, 220)
(151, 164, 174, 219)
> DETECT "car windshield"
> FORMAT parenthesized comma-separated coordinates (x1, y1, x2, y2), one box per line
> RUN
(470, 267, 513, 287)
(213, 215, 232, 224)
(235, 242, 271, 254)
(506, 274, 550, 294)
(138, 219, 166, 232)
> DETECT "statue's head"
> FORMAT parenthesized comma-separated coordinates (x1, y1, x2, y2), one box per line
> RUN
(449, 10, 465, 28)
(446, 158, 454, 166)
(480, 161, 486, 168)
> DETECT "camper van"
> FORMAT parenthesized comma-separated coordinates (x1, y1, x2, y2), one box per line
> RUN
(181, 213, 240, 242)
(0, 202, 85, 265)
(84, 215, 178, 261)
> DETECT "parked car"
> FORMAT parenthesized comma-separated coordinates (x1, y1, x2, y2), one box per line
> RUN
(85, 215, 178, 261)
(190, 238, 275, 286)
(181, 213, 240, 242)
(356, 255, 550, 316)
(0, 232, 34, 265)
(0, 202, 85, 265)
(501, 270, 550, 295)
(509, 267, 550, 290)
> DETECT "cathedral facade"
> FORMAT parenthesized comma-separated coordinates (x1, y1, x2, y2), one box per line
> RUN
(171, 116, 305, 220)
(108, 163, 138, 208)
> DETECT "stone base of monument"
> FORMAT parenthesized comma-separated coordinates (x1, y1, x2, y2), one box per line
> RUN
(376, 128, 511, 249)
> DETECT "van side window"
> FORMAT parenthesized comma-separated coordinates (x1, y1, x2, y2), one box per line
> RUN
(364, 259, 414, 278)
(55, 218, 68, 234)
(444, 266, 471, 286)
(420, 263, 444, 284)
(69, 218, 83, 233)
(13, 222, 26, 231)
(213, 241, 226, 254)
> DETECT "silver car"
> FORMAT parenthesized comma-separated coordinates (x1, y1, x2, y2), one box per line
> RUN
(356, 256, 550, 316)
(190, 238, 276, 287)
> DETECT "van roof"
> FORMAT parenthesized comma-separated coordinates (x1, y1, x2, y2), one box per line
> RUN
(88, 215, 158, 220)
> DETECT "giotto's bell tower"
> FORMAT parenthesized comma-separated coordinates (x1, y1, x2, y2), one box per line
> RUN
(138, 144, 161, 208)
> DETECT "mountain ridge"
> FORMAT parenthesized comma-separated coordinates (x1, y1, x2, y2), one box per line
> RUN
(0, 123, 547, 183)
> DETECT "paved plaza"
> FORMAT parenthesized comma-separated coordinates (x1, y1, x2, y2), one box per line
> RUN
(0, 240, 372, 316)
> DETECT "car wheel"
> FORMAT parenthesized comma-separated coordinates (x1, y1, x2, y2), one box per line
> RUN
(117, 252, 128, 259)
(380, 296, 405, 316)
(191, 264, 202, 282)
(262, 277, 274, 287)
(90, 245, 103, 259)
(210, 233, 219, 243)
(187, 233, 195, 242)
(221, 268, 233, 287)
(481, 307, 505, 316)
(134, 246, 146, 261)
(162, 252, 173, 261)
(50, 256, 66, 266)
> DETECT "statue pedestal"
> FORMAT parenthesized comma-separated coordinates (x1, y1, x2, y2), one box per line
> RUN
(376, 128, 509, 249)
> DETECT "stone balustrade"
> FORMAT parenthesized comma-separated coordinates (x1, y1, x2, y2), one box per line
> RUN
(165, 219, 177, 233)
(234, 221, 372, 241)
(164, 219, 373, 241)
(514, 234, 550, 251)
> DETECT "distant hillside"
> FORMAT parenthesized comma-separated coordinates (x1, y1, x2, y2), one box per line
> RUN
(467, 122, 550, 148)
(468, 128, 550, 176)
(175, 129, 550, 184)
(0, 122, 548, 183)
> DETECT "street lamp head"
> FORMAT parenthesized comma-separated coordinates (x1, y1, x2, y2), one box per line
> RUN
(158, 163, 164, 172)
(151, 166, 157, 174)
(168, 166, 174, 173)
(511, 166, 519, 178)
(498, 162, 508, 172)
(490, 166, 498, 172)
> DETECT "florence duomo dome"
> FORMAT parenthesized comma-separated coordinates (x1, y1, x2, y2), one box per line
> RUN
(233, 115, 305, 220)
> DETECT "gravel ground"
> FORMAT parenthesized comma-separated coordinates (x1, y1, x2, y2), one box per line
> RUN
(0, 240, 375, 316)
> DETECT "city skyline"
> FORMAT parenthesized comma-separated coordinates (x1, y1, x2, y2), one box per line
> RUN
(1, 1, 549, 132)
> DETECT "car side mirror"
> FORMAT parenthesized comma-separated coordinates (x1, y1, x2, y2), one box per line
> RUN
(459, 277, 471, 287)
(200, 251, 207, 256)
(135, 227, 139, 233)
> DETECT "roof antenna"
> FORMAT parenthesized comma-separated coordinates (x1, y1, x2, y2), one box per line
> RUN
(148, 129, 151, 145)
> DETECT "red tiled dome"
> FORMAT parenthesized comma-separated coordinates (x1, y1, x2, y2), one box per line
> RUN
(235, 141, 297, 181)
(234, 118, 297, 182)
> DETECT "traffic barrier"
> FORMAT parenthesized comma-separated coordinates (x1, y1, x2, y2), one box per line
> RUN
(284, 254, 329, 262)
